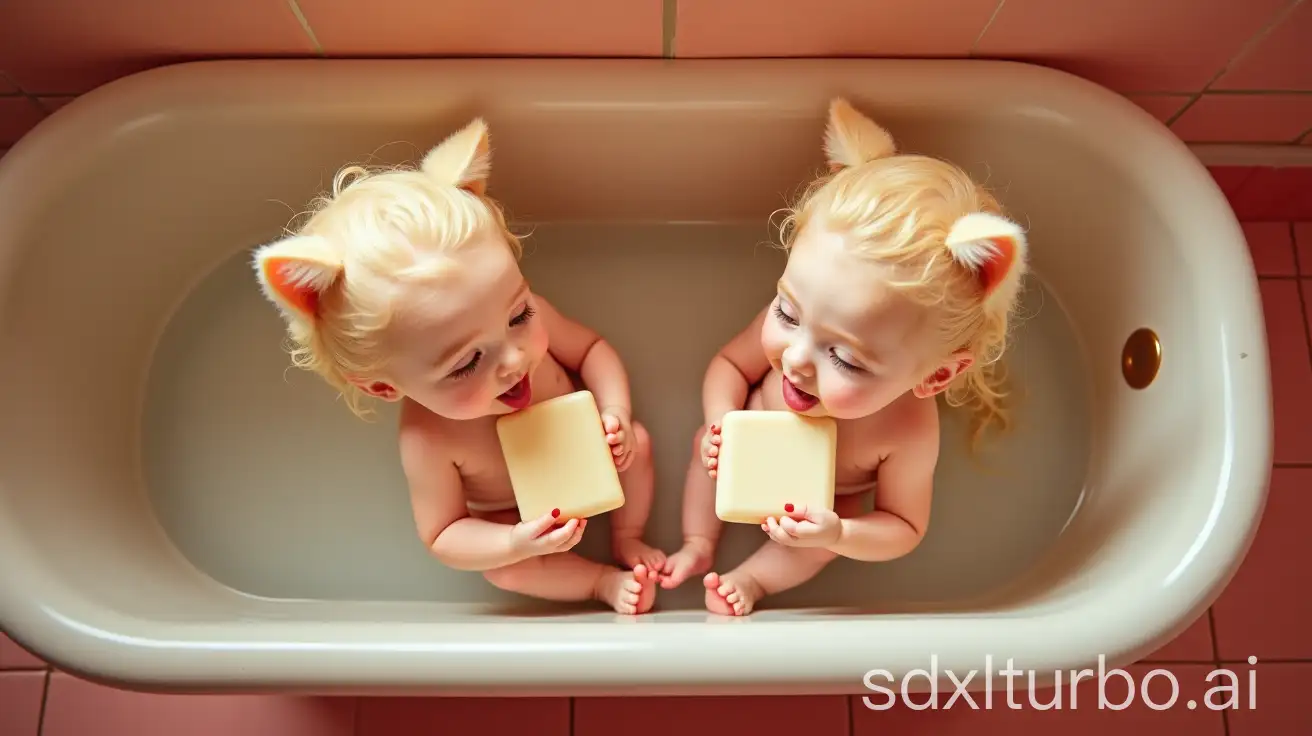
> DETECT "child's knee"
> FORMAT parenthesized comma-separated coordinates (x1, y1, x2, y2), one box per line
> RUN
(483, 559, 533, 591)
(690, 424, 707, 456)
(631, 420, 652, 459)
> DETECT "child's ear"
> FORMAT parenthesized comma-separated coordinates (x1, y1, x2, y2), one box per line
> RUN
(824, 97, 896, 172)
(421, 116, 492, 195)
(913, 351, 974, 399)
(252, 234, 342, 322)
(945, 212, 1029, 310)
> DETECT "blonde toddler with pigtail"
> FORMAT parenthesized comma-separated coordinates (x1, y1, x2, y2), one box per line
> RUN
(660, 98, 1030, 615)
(252, 117, 664, 615)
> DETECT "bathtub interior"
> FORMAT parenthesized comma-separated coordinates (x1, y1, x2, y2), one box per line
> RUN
(0, 61, 1243, 638)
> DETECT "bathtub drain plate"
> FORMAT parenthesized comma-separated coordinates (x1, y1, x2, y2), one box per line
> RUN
(1121, 327, 1161, 389)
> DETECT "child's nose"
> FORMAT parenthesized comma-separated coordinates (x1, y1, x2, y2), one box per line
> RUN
(498, 347, 527, 377)
(782, 344, 813, 377)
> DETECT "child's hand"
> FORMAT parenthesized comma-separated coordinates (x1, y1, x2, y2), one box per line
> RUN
(510, 510, 587, 558)
(762, 503, 842, 548)
(700, 423, 722, 478)
(601, 406, 636, 473)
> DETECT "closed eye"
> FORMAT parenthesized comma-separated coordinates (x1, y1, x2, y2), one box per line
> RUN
(509, 304, 536, 327)
(448, 351, 482, 380)
(829, 350, 862, 373)
(772, 301, 797, 326)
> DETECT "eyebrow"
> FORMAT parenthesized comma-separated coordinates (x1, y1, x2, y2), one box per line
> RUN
(777, 279, 881, 366)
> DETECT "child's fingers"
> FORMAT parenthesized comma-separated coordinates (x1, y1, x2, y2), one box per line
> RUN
(524, 509, 561, 538)
(541, 518, 579, 547)
(603, 415, 621, 433)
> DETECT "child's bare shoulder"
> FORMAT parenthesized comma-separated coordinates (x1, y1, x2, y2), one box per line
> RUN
(397, 399, 461, 474)
(848, 393, 940, 467)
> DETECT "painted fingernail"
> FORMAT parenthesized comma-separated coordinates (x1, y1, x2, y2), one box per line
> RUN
(552, 508, 560, 518)
(784, 503, 794, 513)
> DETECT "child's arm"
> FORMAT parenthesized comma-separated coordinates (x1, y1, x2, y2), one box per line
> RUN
(536, 296, 630, 417)
(400, 417, 577, 570)
(827, 425, 936, 562)
(702, 307, 773, 428)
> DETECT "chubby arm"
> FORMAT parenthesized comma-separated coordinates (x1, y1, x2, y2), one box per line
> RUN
(536, 296, 632, 418)
(399, 413, 528, 571)
(703, 306, 774, 427)
(828, 415, 937, 562)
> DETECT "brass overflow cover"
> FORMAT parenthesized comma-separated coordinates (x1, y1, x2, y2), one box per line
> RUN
(1122, 328, 1161, 389)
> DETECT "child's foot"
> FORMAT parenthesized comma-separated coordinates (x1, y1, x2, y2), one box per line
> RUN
(596, 563, 659, 615)
(614, 537, 668, 575)
(661, 538, 714, 589)
(703, 572, 762, 616)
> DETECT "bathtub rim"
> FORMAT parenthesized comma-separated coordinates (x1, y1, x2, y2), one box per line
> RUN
(0, 57, 1273, 694)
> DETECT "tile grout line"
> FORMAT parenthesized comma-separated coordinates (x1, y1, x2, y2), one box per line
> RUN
(1207, 607, 1231, 736)
(968, 0, 1006, 56)
(1290, 222, 1312, 372)
(35, 668, 51, 736)
(662, 0, 677, 58)
(1203, 0, 1304, 93)
(1165, 0, 1303, 129)
(285, 0, 325, 57)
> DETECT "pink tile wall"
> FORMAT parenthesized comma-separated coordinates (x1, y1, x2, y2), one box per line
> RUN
(2, 0, 1311, 154)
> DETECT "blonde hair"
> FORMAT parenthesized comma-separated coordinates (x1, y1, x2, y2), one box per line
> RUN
(252, 117, 520, 417)
(780, 99, 1030, 447)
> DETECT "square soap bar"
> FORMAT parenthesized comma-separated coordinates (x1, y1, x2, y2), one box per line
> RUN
(714, 410, 837, 524)
(495, 390, 625, 521)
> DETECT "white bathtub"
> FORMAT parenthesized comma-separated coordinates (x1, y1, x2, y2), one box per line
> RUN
(0, 58, 1271, 696)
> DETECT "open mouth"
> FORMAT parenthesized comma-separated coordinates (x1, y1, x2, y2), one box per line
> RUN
(496, 374, 532, 410)
(781, 376, 819, 412)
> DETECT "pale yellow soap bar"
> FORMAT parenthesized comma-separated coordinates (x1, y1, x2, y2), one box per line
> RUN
(495, 390, 625, 521)
(715, 410, 837, 524)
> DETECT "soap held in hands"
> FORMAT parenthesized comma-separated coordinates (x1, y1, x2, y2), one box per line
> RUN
(495, 390, 627, 522)
(714, 410, 837, 524)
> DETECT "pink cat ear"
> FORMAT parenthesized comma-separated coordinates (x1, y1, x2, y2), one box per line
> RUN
(944, 212, 1028, 309)
(252, 234, 342, 321)
(823, 97, 896, 172)
(421, 117, 492, 195)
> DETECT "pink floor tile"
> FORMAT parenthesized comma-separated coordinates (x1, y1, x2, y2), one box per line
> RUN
(1230, 168, 1312, 230)
(298, 0, 662, 57)
(1171, 94, 1312, 144)
(0, 633, 45, 670)
(674, 0, 997, 57)
(852, 664, 1224, 734)
(0, 97, 45, 146)
(972, 0, 1288, 93)
(1257, 282, 1312, 463)
(42, 673, 356, 736)
(1296, 223, 1312, 274)
(1208, 166, 1257, 203)
(0, 0, 316, 94)
(0, 671, 46, 736)
(1142, 612, 1215, 662)
(1213, 1, 1312, 92)
(576, 695, 849, 736)
(1243, 222, 1297, 276)
(358, 697, 568, 736)
(1227, 662, 1312, 735)
(1212, 468, 1312, 660)
(1125, 95, 1190, 124)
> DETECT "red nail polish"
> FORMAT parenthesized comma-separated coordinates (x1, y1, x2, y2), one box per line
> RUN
(784, 503, 794, 513)
(551, 508, 560, 518)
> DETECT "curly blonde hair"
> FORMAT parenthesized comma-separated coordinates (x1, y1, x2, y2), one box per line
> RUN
(780, 99, 1030, 447)
(252, 117, 521, 417)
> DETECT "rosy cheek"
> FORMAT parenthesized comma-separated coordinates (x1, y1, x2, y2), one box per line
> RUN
(821, 379, 868, 413)
(759, 324, 787, 363)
